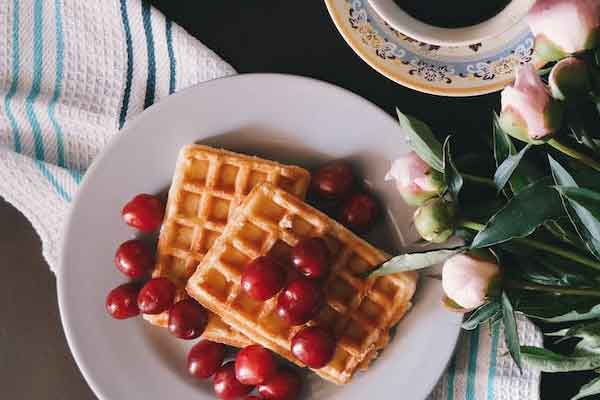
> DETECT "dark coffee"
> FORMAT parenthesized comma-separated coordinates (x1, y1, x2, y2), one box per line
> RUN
(396, 0, 511, 28)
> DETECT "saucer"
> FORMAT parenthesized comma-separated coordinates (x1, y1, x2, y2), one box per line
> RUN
(324, 0, 537, 97)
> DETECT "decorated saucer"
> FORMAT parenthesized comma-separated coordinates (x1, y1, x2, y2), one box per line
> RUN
(324, 0, 537, 97)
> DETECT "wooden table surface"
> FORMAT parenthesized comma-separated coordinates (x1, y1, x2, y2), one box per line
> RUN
(1, 2, 588, 399)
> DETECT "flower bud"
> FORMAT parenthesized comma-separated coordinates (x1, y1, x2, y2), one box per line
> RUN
(442, 252, 501, 310)
(500, 64, 563, 143)
(385, 152, 445, 206)
(413, 198, 455, 243)
(527, 0, 600, 63)
(549, 57, 592, 101)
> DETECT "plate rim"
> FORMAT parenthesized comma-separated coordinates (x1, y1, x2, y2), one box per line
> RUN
(57, 73, 461, 400)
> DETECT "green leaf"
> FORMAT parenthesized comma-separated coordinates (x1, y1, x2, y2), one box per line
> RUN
(513, 291, 600, 323)
(572, 375, 600, 400)
(396, 109, 443, 172)
(443, 136, 463, 202)
(556, 186, 600, 222)
(544, 219, 588, 252)
(493, 113, 534, 194)
(502, 292, 522, 371)
(462, 301, 501, 330)
(515, 256, 593, 288)
(550, 156, 600, 260)
(494, 144, 532, 193)
(521, 346, 600, 372)
(471, 178, 563, 248)
(368, 248, 463, 278)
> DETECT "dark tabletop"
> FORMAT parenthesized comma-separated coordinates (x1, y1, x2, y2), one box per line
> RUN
(0, 2, 589, 399)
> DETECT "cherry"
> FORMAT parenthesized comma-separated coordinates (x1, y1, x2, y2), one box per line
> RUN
(339, 192, 379, 232)
(276, 278, 323, 325)
(241, 256, 286, 301)
(213, 361, 253, 399)
(257, 369, 302, 400)
(167, 299, 208, 340)
(311, 161, 355, 200)
(244, 397, 263, 400)
(106, 282, 140, 319)
(291, 238, 330, 279)
(187, 340, 226, 379)
(291, 326, 336, 369)
(235, 345, 278, 386)
(137, 278, 176, 315)
(121, 194, 164, 232)
(114, 239, 154, 279)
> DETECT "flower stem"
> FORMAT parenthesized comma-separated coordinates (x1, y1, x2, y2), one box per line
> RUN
(548, 139, 600, 171)
(462, 173, 496, 188)
(506, 280, 600, 297)
(459, 221, 600, 272)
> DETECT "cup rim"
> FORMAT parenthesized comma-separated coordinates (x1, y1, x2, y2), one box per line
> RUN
(368, 0, 535, 47)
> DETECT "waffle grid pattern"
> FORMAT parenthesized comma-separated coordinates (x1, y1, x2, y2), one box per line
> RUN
(144, 145, 310, 329)
(186, 184, 417, 384)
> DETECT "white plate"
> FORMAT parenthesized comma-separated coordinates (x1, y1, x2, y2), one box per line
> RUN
(59, 74, 461, 400)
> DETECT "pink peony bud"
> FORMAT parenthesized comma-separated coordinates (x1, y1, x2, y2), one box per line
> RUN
(442, 252, 501, 310)
(385, 152, 444, 206)
(500, 64, 563, 143)
(527, 0, 600, 62)
(549, 57, 592, 100)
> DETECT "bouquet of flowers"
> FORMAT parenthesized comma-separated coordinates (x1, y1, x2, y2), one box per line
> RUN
(371, 1, 600, 398)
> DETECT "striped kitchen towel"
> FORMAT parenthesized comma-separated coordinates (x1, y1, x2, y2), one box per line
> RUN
(0, 1, 542, 399)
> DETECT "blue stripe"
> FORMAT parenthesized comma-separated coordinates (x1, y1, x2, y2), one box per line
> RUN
(486, 323, 500, 400)
(118, 0, 133, 128)
(36, 161, 71, 202)
(141, 1, 156, 108)
(446, 353, 456, 400)
(165, 19, 176, 94)
(4, 0, 22, 153)
(25, 0, 46, 161)
(48, 0, 66, 168)
(466, 328, 481, 400)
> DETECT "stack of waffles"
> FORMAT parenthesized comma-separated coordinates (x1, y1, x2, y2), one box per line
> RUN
(147, 144, 418, 385)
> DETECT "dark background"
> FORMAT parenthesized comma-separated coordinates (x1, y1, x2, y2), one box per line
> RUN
(0, 2, 589, 400)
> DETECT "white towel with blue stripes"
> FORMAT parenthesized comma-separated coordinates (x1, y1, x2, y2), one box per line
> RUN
(0, 1, 542, 399)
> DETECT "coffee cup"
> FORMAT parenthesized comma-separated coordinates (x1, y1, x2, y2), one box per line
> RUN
(368, 0, 535, 47)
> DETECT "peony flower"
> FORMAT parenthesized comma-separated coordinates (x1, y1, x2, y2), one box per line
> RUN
(385, 152, 444, 206)
(442, 252, 501, 310)
(500, 64, 563, 143)
(549, 57, 592, 100)
(527, 0, 600, 63)
(413, 198, 456, 243)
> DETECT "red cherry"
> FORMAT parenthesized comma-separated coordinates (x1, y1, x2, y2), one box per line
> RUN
(235, 345, 277, 386)
(106, 282, 140, 319)
(257, 369, 302, 400)
(339, 193, 379, 232)
(241, 256, 286, 301)
(213, 361, 253, 399)
(276, 278, 323, 325)
(114, 239, 154, 279)
(167, 299, 208, 340)
(311, 161, 354, 200)
(291, 326, 336, 369)
(244, 397, 263, 400)
(137, 278, 176, 315)
(121, 194, 164, 232)
(187, 340, 226, 379)
(291, 238, 330, 279)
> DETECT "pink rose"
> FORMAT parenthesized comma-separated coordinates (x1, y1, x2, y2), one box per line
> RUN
(527, 0, 600, 62)
(500, 64, 563, 142)
(385, 152, 444, 206)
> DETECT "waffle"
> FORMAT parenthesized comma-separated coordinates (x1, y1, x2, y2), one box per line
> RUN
(186, 183, 418, 384)
(144, 145, 311, 339)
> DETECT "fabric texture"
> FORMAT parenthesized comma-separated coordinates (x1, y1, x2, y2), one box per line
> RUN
(0, 1, 542, 399)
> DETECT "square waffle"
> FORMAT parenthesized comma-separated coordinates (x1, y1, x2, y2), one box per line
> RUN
(186, 183, 418, 384)
(143, 145, 311, 343)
